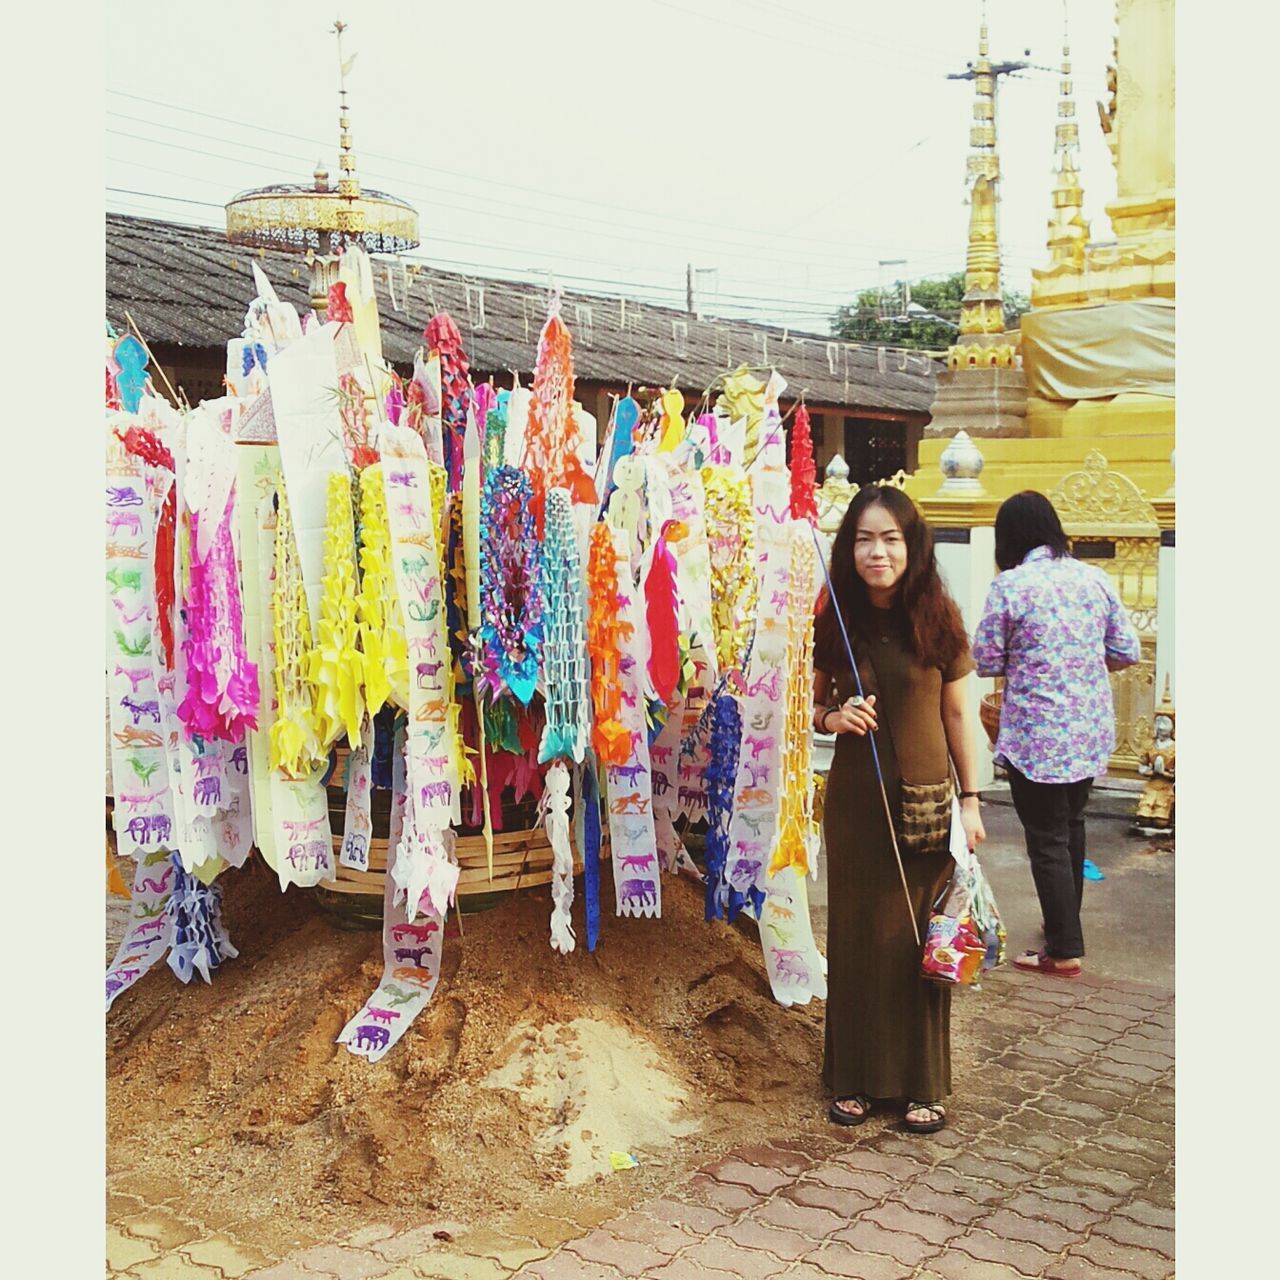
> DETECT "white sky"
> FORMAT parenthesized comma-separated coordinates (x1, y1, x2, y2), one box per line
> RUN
(106, 0, 1121, 332)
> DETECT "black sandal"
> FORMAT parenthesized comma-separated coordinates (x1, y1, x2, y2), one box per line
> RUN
(903, 1101, 946, 1134)
(828, 1095, 871, 1126)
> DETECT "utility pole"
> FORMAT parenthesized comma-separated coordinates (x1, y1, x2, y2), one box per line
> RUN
(686, 262, 694, 315)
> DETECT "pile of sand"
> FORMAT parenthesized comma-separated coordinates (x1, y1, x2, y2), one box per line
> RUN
(107, 854, 829, 1256)
(481, 1016, 700, 1185)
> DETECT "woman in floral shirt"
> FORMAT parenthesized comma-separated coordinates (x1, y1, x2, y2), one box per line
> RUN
(972, 492, 1141, 978)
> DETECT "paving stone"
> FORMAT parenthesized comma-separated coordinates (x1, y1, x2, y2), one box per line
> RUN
(912, 1168, 1006, 1206)
(182, 1235, 272, 1278)
(827, 1221, 938, 1269)
(703, 1158, 793, 1196)
(289, 1243, 395, 1278)
(776, 1263, 835, 1280)
(495, 1213, 582, 1252)
(409, 1255, 509, 1280)
(1090, 1059, 1163, 1086)
(1061, 1236, 1172, 1279)
(887, 1186, 990, 1227)
(974, 1208, 1082, 1253)
(687, 1174, 765, 1216)
(517, 1254, 622, 1280)
(1091, 1130, 1170, 1165)
(563, 1206, 623, 1233)
(718, 1219, 813, 1261)
(861, 1201, 963, 1246)
(118, 1212, 203, 1253)
(130, 1257, 225, 1280)
(918, 1255, 1039, 1280)
(345, 1227, 397, 1250)
(832, 1150, 929, 1182)
(375, 1228, 469, 1264)
(943, 1154, 1029, 1189)
(1042, 1257, 1148, 1280)
(677, 1238, 789, 1280)
(875, 1126, 969, 1156)
(643, 1259, 740, 1280)
(646, 1197, 734, 1236)
(603, 1211, 697, 1257)
(360, 1270, 418, 1280)
(566, 1229, 666, 1275)
(1114, 1199, 1176, 1231)
(1000, 1191, 1103, 1234)
(1029, 1094, 1109, 1125)
(781, 1180, 877, 1219)
(801, 1242, 914, 1279)
(736, 1143, 814, 1177)
(238, 1263, 316, 1280)
(805, 1165, 897, 1201)
(755, 1196, 847, 1239)
(950, 1228, 1057, 1276)
(1091, 1213, 1174, 1254)
(108, 1228, 162, 1273)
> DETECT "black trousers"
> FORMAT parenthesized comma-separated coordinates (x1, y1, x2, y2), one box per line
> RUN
(1006, 763, 1093, 961)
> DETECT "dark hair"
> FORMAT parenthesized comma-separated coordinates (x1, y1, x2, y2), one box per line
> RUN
(814, 485, 968, 674)
(994, 491, 1071, 571)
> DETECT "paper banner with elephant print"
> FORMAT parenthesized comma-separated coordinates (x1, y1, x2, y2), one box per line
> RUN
(106, 419, 176, 864)
(380, 424, 461, 921)
(602, 528, 660, 918)
(337, 826, 444, 1063)
(106, 850, 178, 1011)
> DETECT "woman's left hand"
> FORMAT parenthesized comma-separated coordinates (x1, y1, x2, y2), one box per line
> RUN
(960, 797, 986, 852)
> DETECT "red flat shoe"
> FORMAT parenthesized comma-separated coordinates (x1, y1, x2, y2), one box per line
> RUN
(1014, 949, 1081, 979)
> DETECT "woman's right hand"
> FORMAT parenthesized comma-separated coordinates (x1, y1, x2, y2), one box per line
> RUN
(826, 694, 878, 736)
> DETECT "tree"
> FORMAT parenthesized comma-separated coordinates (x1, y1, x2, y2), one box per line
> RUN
(831, 272, 1030, 352)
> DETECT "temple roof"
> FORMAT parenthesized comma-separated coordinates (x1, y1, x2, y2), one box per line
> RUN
(105, 213, 936, 416)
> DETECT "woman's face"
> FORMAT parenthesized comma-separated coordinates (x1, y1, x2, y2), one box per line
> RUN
(853, 502, 907, 597)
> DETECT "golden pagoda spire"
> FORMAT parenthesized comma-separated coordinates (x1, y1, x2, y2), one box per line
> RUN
(333, 18, 364, 231)
(1046, 3, 1090, 266)
(948, 2, 1016, 367)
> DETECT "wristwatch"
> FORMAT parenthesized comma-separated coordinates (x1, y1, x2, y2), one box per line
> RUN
(959, 790, 982, 800)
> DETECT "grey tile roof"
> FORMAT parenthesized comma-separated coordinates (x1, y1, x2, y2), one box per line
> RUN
(106, 213, 936, 415)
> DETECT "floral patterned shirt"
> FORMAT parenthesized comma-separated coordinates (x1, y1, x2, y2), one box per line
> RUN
(972, 547, 1142, 784)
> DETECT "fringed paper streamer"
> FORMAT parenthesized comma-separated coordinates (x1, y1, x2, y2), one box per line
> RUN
(106, 851, 176, 1011)
(703, 693, 742, 921)
(115, 425, 177, 669)
(382, 423, 460, 920)
(106, 419, 180, 867)
(461, 413, 494, 875)
(656, 387, 686, 454)
(644, 522, 682, 706)
(309, 470, 366, 750)
(484, 387, 509, 472)
(701, 466, 757, 678)
(578, 757, 603, 951)
(356, 463, 410, 716)
(586, 521, 631, 767)
(522, 302, 596, 531)
(771, 529, 819, 878)
(652, 456, 717, 686)
(268, 486, 325, 776)
(165, 853, 239, 985)
(716, 365, 766, 458)
(724, 454, 792, 914)
(337, 821, 444, 1063)
(606, 532, 661, 918)
(425, 313, 473, 492)
(112, 333, 151, 413)
(649, 706, 687, 875)
(444, 493, 470, 683)
(538, 488, 590, 765)
(337, 371, 379, 470)
(543, 761, 576, 953)
(603, 395, 640, 502)
(478, 466, 544, 706)
(789, 405, 819, 524)
(607, 456, 646, 572)
(340, 724, 374, 871)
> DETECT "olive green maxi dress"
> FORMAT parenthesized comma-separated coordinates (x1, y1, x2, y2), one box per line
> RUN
(820, 605, 974, 1104)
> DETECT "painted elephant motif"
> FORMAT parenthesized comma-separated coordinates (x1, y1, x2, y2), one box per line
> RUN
(354, 1023, 391, 1051)
(125, 815, 150, 843)
(192, 776, 222, 805)
(342, 832, 368, 863)
(619, 878, 657, 907)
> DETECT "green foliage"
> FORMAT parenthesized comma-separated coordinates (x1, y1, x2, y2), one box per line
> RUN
(831, 272, 1030, 352)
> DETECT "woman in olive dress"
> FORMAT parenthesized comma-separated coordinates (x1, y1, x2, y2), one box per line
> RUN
(813, 485, 985, 1134)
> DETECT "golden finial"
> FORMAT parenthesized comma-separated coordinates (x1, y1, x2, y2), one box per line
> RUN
(333, 17, 361, 205)
(1046, 1, 1090, 266)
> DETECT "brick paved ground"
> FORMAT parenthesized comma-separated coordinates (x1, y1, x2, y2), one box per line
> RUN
(107, 964, 1173, 1279)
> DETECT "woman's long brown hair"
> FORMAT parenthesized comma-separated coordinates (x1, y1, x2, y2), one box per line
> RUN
(813, 485, 969, 674)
